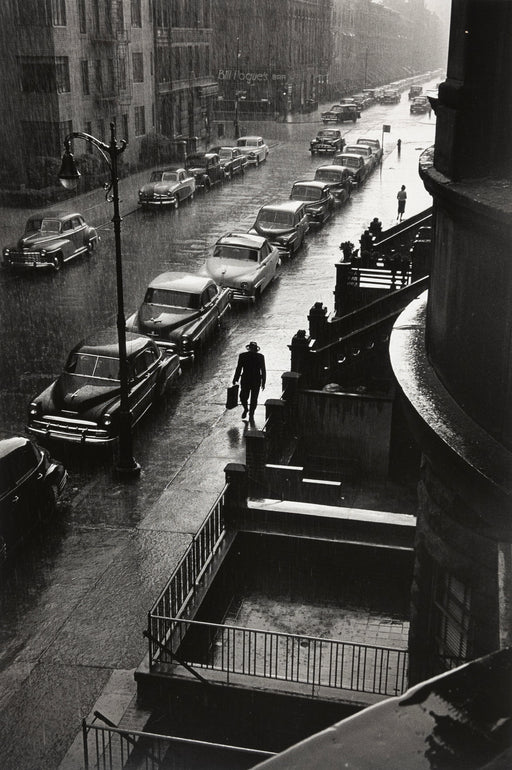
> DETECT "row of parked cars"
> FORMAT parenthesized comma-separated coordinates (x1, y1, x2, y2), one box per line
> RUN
(1, 136, 270, 272)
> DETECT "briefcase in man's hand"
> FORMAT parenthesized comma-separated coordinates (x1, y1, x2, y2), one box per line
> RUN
(226, 384, 239, 410)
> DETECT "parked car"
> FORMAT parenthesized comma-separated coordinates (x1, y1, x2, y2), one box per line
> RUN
(185, 152, 225, 190)
(126, 273, 231, 360)
(138, 167, 195, 209)
(289, 180, 335, 225)
(321, 104, 359, 124)
(309, 128, 345, 154)
(351, 93, 371, 110)
(410, 96, 430, 114)
(313, 166, 352, 204)
(3, 210, 99, 272)
(209, 146, 247, 178)
(250, 201, 309, 257)
(235, 136, 269, 166)
(332, 153, 370, 187)
(26, 331, 181, 445)
(382, 89, 401, 104)
(409, 85, 423, 100)
(344, 144, 377, 170)
(0, 436, 67, 560)
(357, 137, 383, 163)
(203, 232, 280, 301)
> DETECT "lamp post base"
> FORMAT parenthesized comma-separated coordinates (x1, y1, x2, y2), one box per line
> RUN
(114, 458, 142, 478)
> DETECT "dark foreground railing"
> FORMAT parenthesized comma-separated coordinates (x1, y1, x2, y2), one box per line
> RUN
(83, 716, 275, 770)
(152, 617, 408, 698)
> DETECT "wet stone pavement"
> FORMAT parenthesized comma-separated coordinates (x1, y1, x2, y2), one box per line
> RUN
(0, 91, 436, 768)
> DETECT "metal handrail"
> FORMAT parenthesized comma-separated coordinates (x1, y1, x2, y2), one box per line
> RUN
(83, 718, 275, 770)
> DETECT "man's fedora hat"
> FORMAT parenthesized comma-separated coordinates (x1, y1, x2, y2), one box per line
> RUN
(246, 341, 260, 351)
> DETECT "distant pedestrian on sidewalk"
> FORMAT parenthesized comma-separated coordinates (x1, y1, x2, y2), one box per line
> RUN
(397, 185, 407, 221)
(233, 341, 266, 420)
(397, 138, 402, 156)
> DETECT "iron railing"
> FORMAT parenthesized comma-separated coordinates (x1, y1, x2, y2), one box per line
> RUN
(148, 485, 228, 667)
(83, 716, 275, 770)
(154, 617, 408, 697)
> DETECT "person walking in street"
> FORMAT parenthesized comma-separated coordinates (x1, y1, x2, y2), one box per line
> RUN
(233, 341, 266, 420)
(397, 185, 407, 221)
(396, 138, 402, 156)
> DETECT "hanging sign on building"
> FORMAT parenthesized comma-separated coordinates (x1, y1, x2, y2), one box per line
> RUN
(218, 70, 286, 83)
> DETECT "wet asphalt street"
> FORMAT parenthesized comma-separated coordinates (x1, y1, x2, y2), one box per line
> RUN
(0, 89, 436, 768)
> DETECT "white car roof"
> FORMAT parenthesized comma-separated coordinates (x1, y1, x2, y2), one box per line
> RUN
(148, 272, 213, 293)
(217, 232, 267, 248)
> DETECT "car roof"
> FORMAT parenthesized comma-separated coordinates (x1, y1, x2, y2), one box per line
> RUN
(187, 152, 218, 159)
(292, 180, 328, 189)
(258, 201, 305, 214)
(237, 135, 263, 141)
(217, 232, 266, 248)
(0, 436, 35, 460)
(152, 166, 186, 173)
(358, 137, 379, 143)
(337, 152, 365, 159)
(72, 329, 155, 358)
(148, 272, 213, 293)
(209, 146, 236, 152)
(315, 165, 348, 174)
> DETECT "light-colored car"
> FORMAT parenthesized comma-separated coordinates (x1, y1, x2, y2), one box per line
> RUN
(344, 143, 377, 170)
(138, 167, 195, 209)
(357, 138, 383, 163)
(235, 136, 269, 166)
(126, 273, 231, 360)
(204, 232, 280, 301)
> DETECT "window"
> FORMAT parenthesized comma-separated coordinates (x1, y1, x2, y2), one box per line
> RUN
(432, 567, 471, 667)
(131, 0, 142, 27)
(122, 114, 129, 141)
(52, 0, 66, 25)
(20, 57, 55, 92)
(106, 59, 115, 93)
(134, 106, 145, 136)
(92, 0, 99, 31)
(81, 60, 89, 95)
(118, 57, 127, 91)
(95, 60, 103, 94)
(132, 52, 144, 83)
(78, 0, 86, 32)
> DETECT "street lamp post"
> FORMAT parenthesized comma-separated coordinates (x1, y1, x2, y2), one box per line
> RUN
(234, 36, 241, 139)
(57, 122, 141, 478)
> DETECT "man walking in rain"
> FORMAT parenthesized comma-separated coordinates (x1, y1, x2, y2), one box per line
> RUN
(233, 341, 266, 421)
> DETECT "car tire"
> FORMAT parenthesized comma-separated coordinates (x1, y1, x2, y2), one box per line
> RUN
(255, 157, 260, 167)
(174, 197, 179, 210)
(86, 239, 96, 254)
(225, 170, 232, 181)
(43, 483, 59, 516)
(203, 178, 211, 192)
(189, 191, 195, 202)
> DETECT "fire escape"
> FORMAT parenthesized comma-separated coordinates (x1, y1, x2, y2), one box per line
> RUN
(90, 0, 132, 113)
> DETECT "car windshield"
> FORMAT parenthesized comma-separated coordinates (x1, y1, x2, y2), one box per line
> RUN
(213, 244, 259, 262)
(318, 131, 337, 139)
(150, 171, 179, 182)
(66, 353, 120, 381)
(144, 288, 200, 309)
(218, 149, 233, 158)
(257, 210, 295, 226)
(338, 157, 359, 168)
(315, 170, 342, 183)
(237, 138, 259, 147)
(291, 186, 322, 202)
(26, 218, 61, 233)
(186, 156, 205, 167)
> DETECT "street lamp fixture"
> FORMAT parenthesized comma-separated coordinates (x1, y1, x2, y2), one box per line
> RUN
(58, 122, 141, 478)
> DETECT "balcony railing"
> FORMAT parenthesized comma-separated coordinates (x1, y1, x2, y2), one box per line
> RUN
(150, 616, 408, 698)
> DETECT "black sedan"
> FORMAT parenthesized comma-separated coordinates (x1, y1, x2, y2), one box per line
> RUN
(209, 146, 247, 179)
(126, 273, 231, 360)
(0, 436, 67, 560)
(290, 180, 335, 225)
(314, 166, 352, 204)
(27, 331, 181, 446)
(310, 129, 345, 155)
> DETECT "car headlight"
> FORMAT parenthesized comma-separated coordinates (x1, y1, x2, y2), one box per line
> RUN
(240, 281, 249, 291)
(102, 413, 112, 427)
(3, 248, 10, 256)
(29, 402, 41, 417)
(40, 249, 46, 257)
(248, 152, 256, 158)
